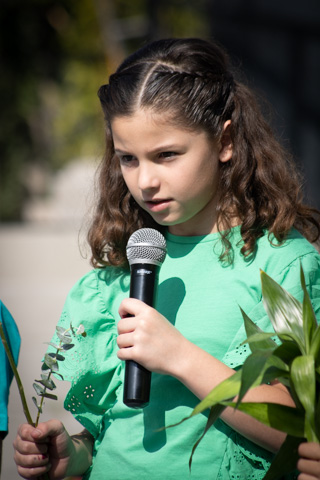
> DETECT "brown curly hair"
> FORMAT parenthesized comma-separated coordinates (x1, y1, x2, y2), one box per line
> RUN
(88, 37, 320, 268)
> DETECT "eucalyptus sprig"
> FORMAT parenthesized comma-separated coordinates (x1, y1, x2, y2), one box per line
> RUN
(0, 320, 86, 479)
(176, 265, 320, 479)
(32, 323, 86, 427)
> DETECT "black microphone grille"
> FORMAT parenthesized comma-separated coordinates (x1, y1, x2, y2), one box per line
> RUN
(126, 228, 167, 266)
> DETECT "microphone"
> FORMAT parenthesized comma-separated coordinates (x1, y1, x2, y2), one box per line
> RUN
(123, 228, 167, 408)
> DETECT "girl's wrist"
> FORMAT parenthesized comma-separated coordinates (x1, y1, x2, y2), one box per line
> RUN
(66, 430, 93, 476)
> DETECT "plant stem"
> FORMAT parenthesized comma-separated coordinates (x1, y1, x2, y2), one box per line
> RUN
(0, 321, 51, 480)
(0, 321, 34, 426)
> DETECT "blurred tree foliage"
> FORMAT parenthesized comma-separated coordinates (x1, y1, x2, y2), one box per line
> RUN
(0, 0, 208, 221)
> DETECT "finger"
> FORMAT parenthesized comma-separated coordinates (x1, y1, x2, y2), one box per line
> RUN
(16, 462, 51, 480)
(17, 424, 42, 443)
(297, 458, 320, 478)
(13, 436, 48, 455)
(117, 316, 137, 334)
(117, 332, 135, 349)
(117, 345, 135, 361)
(14, 450, 49, 469)
(118, 298, 147, 318)
(298, 442, 320, 460)
(34, 419, 65, 437)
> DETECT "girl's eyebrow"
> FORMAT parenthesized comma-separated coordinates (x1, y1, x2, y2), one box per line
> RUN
(114, 144, 180, 156)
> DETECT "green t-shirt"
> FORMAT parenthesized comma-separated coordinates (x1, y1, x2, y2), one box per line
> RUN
(50, 227, 320, 479)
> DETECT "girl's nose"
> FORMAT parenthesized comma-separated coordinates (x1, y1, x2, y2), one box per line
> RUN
(138, 164, 160, 191)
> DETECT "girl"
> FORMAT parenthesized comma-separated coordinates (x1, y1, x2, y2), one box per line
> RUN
(13, 38, 320, 480)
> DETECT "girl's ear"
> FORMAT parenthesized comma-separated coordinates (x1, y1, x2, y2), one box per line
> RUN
(219, 120, 233, 163)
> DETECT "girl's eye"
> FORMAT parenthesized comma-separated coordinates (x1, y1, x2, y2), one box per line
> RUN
(159, 151, 177, 159)
(119, 154, 135, 164)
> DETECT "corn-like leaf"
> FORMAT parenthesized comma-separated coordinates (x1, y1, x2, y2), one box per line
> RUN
(237, 351, 272, 404)
(273, 341, 301, 365)
(262, 435, 304, 480)
(291, 355, 316, 441)
(310, 324, 320, 360)
(300, 265, 318, 353)
(189, 405, 225, 470)
(240, 307, 278, 352)
(260, 270, 305, 352)
(221, 402, 305, 437)
(262, 354, 290, 382)
(191, 370, 242, 417)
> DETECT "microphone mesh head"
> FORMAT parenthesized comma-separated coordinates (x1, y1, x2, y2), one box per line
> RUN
(126, 228, 167, 266)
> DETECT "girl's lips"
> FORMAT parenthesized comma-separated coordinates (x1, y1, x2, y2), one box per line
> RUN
(144, 199, 172, 212)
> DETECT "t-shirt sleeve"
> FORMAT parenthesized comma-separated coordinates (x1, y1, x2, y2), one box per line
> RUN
(0, 301, 21, 437)
(47, 270, 122, 439)
(223, 250, 320, 369)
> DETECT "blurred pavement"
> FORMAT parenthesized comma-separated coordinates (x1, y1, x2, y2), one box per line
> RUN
(0, 159, 96, 479)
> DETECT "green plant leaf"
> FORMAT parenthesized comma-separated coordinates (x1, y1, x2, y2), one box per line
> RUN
(310, 324, 320, 360)
(56, 331, 72, 344)
(191, 370, 242, 417)
(44, 341, 62, 350)
(221, 402, 305, 437)
(32, 396, 42, 413)
(290, 355, 316, 441)
(240, 307, 278, 351)
(54, 353, 65, 362)
(189, 404, 225, 470)
(260, 270, 305, 351)
(61, 343, 74, 350)
(273, 341, 301, 365)
(35, 377, 56, 390)
(300, 265, 318, 353)
(43, 353, 57, 369)
(33, 383, 45, 396)
(237, 351, 273, 405)
(39, 392, 58, 401)
(262, 435, 303, 480)
(261, 355, 290, 387)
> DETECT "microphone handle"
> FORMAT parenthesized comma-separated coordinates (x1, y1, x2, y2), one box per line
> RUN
(123, 263, 159, 408)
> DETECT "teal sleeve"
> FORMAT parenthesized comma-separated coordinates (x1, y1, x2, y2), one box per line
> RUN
(47, 270, 122, 439)
(0, 301, 21, 436)
(223, 250, 320, 369)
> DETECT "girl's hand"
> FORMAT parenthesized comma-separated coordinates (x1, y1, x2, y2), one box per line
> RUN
(297, 442, 320, 480)
(13, 420, 72, 479)
(117, 298, 188, 377)
(13, 421, 92, 479)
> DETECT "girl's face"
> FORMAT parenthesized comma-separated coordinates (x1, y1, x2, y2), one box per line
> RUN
(111, 109, 232, 236)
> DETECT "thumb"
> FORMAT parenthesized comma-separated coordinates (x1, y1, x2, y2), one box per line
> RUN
(31, 419, 66, 442)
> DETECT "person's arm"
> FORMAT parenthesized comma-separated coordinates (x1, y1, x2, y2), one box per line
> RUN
(297, 442, 320, 480)
(13, 420, 93, 479)
(117, 298, 295, 454)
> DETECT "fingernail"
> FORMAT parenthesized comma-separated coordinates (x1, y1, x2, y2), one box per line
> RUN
(34, 429, 42, 437)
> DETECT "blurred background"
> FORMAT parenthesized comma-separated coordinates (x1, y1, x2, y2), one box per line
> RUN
(0, 0, 319, 478)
